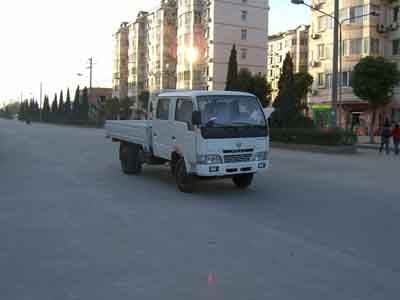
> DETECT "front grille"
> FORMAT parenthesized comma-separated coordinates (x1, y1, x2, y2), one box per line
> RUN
(223, 148, 253, 154)
(224, 153, 252, 164)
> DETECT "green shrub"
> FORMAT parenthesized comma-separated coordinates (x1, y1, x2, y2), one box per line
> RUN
(270, 128, 357, 146)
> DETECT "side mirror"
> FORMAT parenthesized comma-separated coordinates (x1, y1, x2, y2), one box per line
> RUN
(192, 111, 202, 126)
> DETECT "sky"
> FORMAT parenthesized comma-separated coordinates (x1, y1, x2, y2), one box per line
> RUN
(0, 0, 309, 105)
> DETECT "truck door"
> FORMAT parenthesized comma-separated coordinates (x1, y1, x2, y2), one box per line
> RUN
(173, 98, 197, 166)
(152, 98, 173, 159)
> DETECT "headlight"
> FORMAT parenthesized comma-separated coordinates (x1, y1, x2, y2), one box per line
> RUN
(253, 151, 267, 161)
(197, 154, 223, 165)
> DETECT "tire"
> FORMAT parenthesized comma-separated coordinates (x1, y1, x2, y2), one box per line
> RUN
(119, 143, 143, 175)
(175, 158, 195, 193)
(232, 173, 254, 189)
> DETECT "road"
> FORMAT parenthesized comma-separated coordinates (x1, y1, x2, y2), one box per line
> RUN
(1, 118, 400, 300)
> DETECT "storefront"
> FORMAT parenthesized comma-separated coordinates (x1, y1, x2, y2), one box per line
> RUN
(310, 104, 332, 128)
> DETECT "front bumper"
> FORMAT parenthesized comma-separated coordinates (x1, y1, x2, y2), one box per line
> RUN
(194, 160, 269, 177)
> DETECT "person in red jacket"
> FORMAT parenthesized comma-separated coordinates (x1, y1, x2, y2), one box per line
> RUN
(393, 123, 400, 155)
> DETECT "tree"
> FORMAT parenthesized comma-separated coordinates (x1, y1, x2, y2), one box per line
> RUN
(51, 94, 58, 122)
(251, 73, 272, 108)
(42, 95, 50, 122)
(18, 101, 25, 120)
(293, 72, 313, 111)
(351, 56, 400, 143)
(105, 97, 120, 120)
(58, 90, 64, 114)
(271, 53, 313, 128)
(65, 88, 72, 120)
(235, 69, 272, 107)
(80, 87, 89, 121)
(72, 86, 80, 121)
(225, 44, 239, 91)
(120, 97, 132, 120)
(138, 91, 150, 111)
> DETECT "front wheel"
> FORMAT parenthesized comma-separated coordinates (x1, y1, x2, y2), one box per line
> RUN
(175, 158, 195, 193)
(119, 143, 143, 175)
(232, 173, 254, 189)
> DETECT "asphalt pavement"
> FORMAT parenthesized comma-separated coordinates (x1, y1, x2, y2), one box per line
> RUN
(1, 119, 400, 300)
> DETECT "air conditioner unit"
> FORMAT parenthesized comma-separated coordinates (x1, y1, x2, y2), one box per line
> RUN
(390, 23, 399, 31)
(376, 24, 387, 33)
(311, 33, 321, 39)
(313, 0, 326, 10)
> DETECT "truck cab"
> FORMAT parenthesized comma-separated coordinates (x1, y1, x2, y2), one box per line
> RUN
(106, 90, 272, 193)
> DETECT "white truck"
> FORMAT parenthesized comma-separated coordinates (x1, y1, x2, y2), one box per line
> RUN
(105, 91, 272, 193)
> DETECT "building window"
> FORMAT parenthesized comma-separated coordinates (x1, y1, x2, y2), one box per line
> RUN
(349, 5, 364, 23)
(317, 44, 325, 59)
(194, 11, 202, 24)
(326, 73, 332, 89)
(394, 6, 400, 22)
(342, 40, 349, 56)
(371, 38, 380, 54)
(318, 16, 332, 32)
(240, 48, 248, 59)
(241, 10, 247, 21)
(341, 71, 351, 87)
(350, 38, 362, 55)
(393, 39, 400, 55)
(292, 39, 297, 46)
(241, 29, 247, 40)
(278, 42, 282, 50)
(317, 73, 325, 87)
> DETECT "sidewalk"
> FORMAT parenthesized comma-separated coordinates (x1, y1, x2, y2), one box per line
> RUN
(357, 135, 396, 151)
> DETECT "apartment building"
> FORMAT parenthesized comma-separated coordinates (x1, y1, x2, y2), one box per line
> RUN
(147, 0, 178, 93)
(176, 0, 205, 89)
(128, 12, 148, 109)
(308, 0, 400, 129)
(112, 22, 129, 99)
(267, 25, 309, 101)
(176, 0, 269, 90)
(114, 0, 268, 102)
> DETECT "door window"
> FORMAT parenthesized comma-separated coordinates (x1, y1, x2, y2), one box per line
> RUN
(156, 98, 170, 120)
(175, 99, 193, 129)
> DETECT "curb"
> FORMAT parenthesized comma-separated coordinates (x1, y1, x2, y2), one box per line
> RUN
(271, 142, 358, 155)
(357, 144, 395, 151)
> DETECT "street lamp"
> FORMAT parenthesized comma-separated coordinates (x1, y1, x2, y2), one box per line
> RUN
(292, 0, 339, 128)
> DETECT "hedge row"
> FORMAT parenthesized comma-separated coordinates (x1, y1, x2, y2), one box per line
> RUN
(270, 128, 358, 146)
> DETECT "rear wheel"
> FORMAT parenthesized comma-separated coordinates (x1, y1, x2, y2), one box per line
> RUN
(232, 173, 254, 189)
(119, 143, 143, 175)
(175, 158, 195, 193)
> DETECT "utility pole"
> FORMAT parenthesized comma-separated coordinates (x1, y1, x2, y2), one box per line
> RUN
(88, 57, 93, 92)
(331, 0, 339, 128)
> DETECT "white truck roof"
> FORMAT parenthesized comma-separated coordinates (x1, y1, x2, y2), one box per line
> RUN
(158, 90, 256, 98)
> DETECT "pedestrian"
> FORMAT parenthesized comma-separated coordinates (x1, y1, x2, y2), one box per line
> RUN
(379, 120, 392, 155)
(392, 123, 400, 155)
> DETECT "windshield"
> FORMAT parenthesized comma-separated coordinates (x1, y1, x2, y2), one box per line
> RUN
(197, 95, 266, 127)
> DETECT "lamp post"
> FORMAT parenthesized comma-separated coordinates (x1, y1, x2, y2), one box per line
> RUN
(291, 0, 339, 128)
